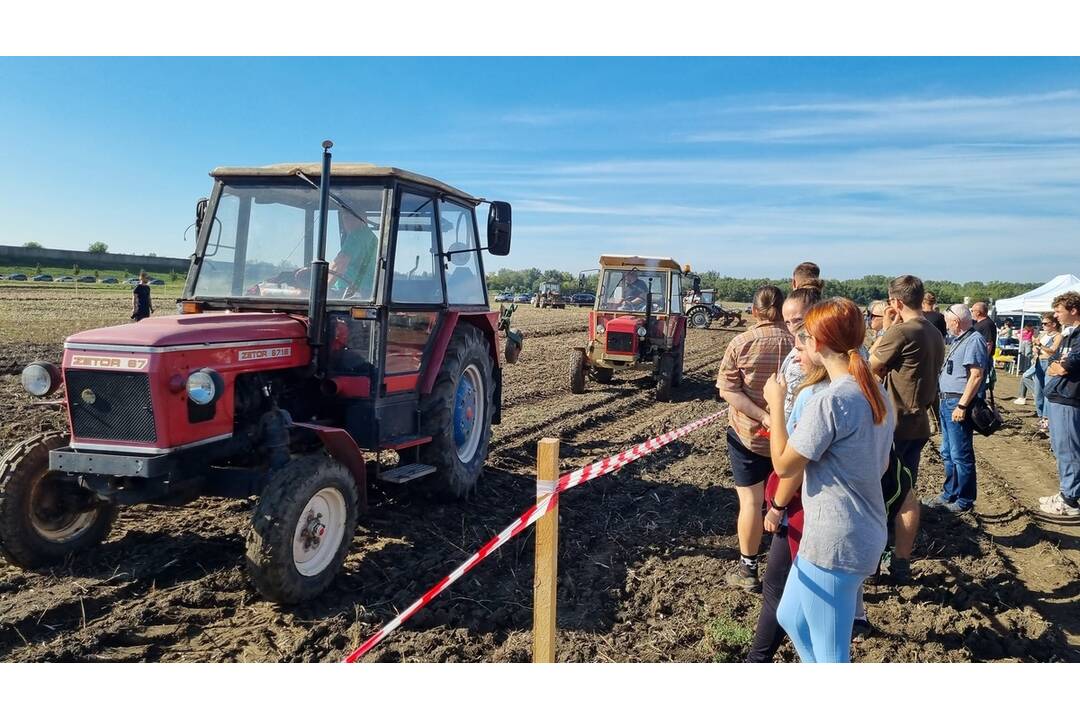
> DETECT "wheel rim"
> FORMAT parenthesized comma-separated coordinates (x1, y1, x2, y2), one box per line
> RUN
(292, 487, 347, 577)
(29, 471, 99, 542)
(453, 364, 485, 463)
(691, 311, 708, 328)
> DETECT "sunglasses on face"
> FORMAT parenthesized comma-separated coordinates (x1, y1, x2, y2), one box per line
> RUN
(796, 330, 811, 344)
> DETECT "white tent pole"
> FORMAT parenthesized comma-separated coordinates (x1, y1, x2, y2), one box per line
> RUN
(1017, 307, 1025, 375)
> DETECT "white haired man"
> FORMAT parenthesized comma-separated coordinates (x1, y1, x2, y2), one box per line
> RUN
(925, 304, 986, 513)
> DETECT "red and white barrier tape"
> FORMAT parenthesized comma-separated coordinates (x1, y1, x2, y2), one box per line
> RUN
(343, 408, 728, 662)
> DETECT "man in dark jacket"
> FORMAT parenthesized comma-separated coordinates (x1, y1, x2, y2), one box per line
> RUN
(131, 272, 153, 321)
(1041, 291, 1080, 516)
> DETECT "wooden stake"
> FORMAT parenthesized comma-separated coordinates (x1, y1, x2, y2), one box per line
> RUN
(533, 437, 559, 663)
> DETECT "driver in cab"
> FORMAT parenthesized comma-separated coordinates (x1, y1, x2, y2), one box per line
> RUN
(330, 210, 379, 299)
(609, 268, 651, 311)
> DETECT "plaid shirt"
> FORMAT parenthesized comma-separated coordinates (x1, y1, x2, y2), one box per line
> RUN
(716, 320, 794, 456)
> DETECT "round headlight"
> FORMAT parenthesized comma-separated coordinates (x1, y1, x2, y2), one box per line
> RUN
(186, 370, 218, 405)
(21, 362, 61, 397)
(595, 322, 605, 334)
(636, 325, 648, 338)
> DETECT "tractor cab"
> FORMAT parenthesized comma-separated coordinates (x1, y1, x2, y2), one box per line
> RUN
(534, 281, 565, 309)
(569, 255, 687, 401)
(7, 143, 518, 604)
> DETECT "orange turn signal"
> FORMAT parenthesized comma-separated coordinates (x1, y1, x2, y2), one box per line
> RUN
(350, 307, 372, 319)
(181, 301, 203, 314)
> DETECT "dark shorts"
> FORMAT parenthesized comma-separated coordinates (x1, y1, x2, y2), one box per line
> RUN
(727, 428, 773, 488)
(881, 444, 917, 526)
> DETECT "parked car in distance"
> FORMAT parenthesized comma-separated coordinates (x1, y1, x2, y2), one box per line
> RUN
(54, 276, 75, 282)
(101, 277, 119, 284)
(32, 274, 53, 282)
(494, 292, 513, 302)
(149, 278, 165, 286)
(571, 292, 596, 306)
(77, 275, 97, 283)
(514, 293, 532, 303)
(8, 273, 28, 281)
(125, 277, 141, 284)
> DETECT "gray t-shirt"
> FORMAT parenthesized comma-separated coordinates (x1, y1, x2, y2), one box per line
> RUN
(788, 375, 896, 575)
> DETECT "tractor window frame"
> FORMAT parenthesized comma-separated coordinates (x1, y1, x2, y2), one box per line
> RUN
(438, 196, 488, 309)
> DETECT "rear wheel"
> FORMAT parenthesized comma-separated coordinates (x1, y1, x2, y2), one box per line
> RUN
(570, 352, 587, 394)
(656, 353, 675, 402)
(673, 347, 685, 387)
(0, 432, 117, 568)
(419, 324, 496, 499)
(245, 454, 358, 604)
(688, 307, 711, 329)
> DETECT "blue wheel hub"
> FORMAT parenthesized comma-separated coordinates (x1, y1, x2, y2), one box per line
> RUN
(454, 371, 478, 451)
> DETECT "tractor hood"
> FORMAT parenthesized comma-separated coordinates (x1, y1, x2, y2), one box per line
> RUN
(65, 312, 309, 348)
(604, 315, 646, 333)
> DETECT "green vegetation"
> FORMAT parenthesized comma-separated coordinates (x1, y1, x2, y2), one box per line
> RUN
(22, 241, 42, 249)
(707, 617, 754, 662)
(87, 241, 109, 253)
(486, 268, 1040, 306)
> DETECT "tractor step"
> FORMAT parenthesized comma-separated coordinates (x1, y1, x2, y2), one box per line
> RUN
(380, 434, 432, 451)
(378, 463, 437, 485)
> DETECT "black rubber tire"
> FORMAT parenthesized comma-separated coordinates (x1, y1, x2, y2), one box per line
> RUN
(673, 347, 685, 387)
(245, 453, 358, 604)
(569, 352, 587, 394)
(419, 324, 496, 499)
(688, 307, 711, 329)
(591, 366, 614, 384)
(656, 353, 675, 402)
(0, 432, 117, 569)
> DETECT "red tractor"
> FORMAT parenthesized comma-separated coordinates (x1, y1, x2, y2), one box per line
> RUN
(1, 142, 516, 603)
(569, 255, 687, 401)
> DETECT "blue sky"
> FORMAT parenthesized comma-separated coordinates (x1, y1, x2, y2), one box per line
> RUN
(1, 57, 1078, 281)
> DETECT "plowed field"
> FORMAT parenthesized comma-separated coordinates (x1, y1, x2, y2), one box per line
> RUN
(1, 293, 1077, 662)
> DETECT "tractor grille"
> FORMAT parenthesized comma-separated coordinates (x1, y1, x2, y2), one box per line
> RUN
(606, 332, 635, 353)
(67, 370, 157, 443)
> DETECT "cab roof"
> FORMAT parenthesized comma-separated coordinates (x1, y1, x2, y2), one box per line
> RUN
(599, 254, 682, 271)
(209, 163, 480, 204)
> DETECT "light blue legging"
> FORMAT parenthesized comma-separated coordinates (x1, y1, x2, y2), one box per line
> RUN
(776, 555, 866, 663)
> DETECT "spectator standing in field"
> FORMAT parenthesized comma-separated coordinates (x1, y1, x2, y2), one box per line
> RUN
(925, 304, 987, 514)
(1041, 291, 1080, 517)
(1018, 322, 1036, 373)
(762, 298, 895, 662)
(869, 275, 945, 582)
(865, 300, 887, 345)
(780, 286, 824, 416)
(131, 272, 153, 322)
(717, 285, 794, 591)
(971, 302, 997, 360)
(923, 291, 947, 337)
(1015, 314, 1062, 426)
(791, 261, 820, 291)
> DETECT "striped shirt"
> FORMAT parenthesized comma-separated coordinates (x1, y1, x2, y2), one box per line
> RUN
(716, 320, 794, 456)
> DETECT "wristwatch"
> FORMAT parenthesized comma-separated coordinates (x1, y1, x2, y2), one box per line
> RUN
(957, 403, 968, 410)
(770, 498, 787, 512)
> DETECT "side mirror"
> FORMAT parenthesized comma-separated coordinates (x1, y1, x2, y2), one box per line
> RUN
(487, 201, 512, 256)
(693, 276, 701, 293)
(195, 198, 209, 237)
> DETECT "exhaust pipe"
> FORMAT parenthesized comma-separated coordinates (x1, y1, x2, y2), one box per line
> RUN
(307, 140, 333, 370)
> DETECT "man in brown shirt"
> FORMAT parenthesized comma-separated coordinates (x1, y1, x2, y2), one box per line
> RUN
(870, 275, 945, 583)
(716, 285, 793, 591)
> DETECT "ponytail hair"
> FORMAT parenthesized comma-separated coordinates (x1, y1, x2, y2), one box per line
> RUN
(804, 298, 887, 425)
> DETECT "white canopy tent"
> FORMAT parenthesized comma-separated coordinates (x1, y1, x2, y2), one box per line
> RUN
(993, 273, 1080, 374)
(995, 273, 1080, 314)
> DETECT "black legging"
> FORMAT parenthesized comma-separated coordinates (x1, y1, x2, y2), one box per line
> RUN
(745, 531, 793, 663)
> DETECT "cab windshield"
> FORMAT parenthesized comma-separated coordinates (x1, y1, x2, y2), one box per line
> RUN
(192, 181, 385, 302)
(599, 269, 667, 313)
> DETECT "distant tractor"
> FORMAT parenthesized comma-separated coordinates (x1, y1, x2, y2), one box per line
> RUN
(569, 255, 687, 401)
(533, 282, 566, 309)
(2, 141, 518, 604)
(684, 287, 744, 329)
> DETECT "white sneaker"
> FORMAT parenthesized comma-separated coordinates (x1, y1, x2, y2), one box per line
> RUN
(1038, 493, 1058, 505)
(1012, 397, 1027, 405)
(1039, 494, 1080, 517)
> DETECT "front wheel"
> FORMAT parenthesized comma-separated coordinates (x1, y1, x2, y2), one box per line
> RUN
(570, 352, 587, 394)
(656, 353, 675, 402)
(245, 454, 359, 604)
(688, 307, 711, 329)
(0, 432, 117, 568)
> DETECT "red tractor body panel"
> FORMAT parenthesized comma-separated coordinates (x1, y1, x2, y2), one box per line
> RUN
(62, 313, 311, 453)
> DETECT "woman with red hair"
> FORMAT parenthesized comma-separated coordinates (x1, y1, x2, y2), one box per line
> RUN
(762, 298, 895, 662)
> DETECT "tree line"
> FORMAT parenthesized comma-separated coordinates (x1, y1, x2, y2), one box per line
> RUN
(486, 268, 1040, 306)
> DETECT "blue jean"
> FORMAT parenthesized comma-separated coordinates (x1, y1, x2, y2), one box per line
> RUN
(776, 556, 864, 663)
(1020, 359, 1049, 417)
(939, 396, 977, 509)
(1047, 401, 1080, 502)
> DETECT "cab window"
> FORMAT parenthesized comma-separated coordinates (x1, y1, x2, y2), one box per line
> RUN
(392, 192, 444, 304)
(440, 200, 485, 306)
